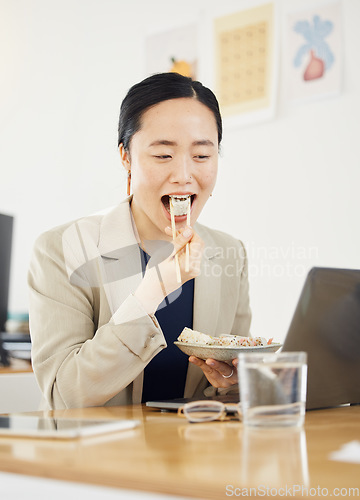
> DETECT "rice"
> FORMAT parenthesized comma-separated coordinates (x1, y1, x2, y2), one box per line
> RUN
(170, 195, 190, 216)
(177, 328, 272, 347)
(177, 328, 218, 345)
(219, 335, 269, 346)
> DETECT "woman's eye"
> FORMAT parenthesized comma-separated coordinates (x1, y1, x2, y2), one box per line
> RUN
(154, 155, 172, 159)
(194, 155, 210, 160)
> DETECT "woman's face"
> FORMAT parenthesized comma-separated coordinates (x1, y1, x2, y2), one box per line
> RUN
(120, 98, 218, 242)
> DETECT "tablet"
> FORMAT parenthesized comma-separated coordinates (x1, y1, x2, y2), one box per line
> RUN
(0, 415, 139, 439)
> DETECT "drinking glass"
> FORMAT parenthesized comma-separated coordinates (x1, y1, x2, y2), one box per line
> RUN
(238, 351, 307, 427)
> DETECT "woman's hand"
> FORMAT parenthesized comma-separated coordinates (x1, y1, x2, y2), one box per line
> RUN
(134, 226, 204, 314)
(189, 356, 239, 388)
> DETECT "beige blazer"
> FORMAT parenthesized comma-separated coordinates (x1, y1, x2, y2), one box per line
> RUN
(28, 198, 251, 409)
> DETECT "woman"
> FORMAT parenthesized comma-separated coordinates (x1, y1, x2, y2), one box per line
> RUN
(28, 72, 251, 409)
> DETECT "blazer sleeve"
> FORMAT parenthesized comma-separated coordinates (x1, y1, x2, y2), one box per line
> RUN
(28, 229, 166, 409)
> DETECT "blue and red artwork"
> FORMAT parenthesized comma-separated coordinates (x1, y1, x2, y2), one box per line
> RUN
(293, 15, 335, 82)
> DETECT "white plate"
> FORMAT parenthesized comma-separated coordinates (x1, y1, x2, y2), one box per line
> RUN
(174, 341, 282, 362)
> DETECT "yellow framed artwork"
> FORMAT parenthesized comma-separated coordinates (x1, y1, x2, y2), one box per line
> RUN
(213, 2, 277, 125)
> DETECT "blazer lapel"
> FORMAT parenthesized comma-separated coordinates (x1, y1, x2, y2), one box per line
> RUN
(98, 196, 139, 256)
(184, 224, 222, 397)
(97, 197, 144, 315)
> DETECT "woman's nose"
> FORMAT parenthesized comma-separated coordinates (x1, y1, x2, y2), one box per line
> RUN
(170, 156, 193, 184)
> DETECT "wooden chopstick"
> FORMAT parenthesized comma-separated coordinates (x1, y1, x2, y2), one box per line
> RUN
(169, 199, 182, 283)
(185, 198, 191, 272)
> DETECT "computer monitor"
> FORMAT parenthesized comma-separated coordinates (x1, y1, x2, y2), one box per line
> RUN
(0, 214, 14, 332)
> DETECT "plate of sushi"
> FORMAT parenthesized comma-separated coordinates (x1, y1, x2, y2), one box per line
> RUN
(174, 328, 282, 362)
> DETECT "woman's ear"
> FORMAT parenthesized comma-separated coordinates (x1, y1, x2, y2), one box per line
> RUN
(120, 144, 132, 196)
(119, 143, 131, 172)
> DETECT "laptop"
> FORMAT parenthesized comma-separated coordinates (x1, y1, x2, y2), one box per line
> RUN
(282, 266, 360, 409)
(146, 267, 360, 412)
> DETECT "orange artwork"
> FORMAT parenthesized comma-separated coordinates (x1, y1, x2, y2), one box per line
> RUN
(170, 57, 193, 78)
(145, 24, 197, 80)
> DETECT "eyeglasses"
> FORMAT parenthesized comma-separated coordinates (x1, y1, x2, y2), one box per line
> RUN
(178, 400, 242, 423)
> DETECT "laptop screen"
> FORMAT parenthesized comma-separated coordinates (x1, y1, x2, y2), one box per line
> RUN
(282, 267, 360, 410)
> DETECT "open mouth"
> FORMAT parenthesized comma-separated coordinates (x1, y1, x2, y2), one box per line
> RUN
(161, 194, 196, 216)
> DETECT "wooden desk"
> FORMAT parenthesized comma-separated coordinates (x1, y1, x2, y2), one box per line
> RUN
(0, 358, 32, 374)
(0, 405, 359, 499)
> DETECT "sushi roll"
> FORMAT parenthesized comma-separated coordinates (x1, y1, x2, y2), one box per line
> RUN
(169, 194, 191, 216)
(177, 327, 216, 345)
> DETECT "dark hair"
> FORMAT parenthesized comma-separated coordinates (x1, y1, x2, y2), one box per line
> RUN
(118, 72, 222, 150)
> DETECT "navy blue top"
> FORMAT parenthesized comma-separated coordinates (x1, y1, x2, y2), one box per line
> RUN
(140, 249, 194, 403)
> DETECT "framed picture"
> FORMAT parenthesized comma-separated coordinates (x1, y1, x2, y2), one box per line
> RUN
(284, 0, 343, 103)
(201, 1, 278, 128)
(144, 23, 198, 79)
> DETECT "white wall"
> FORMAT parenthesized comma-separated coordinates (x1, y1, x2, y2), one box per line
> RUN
(0, 0, 359, 341)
